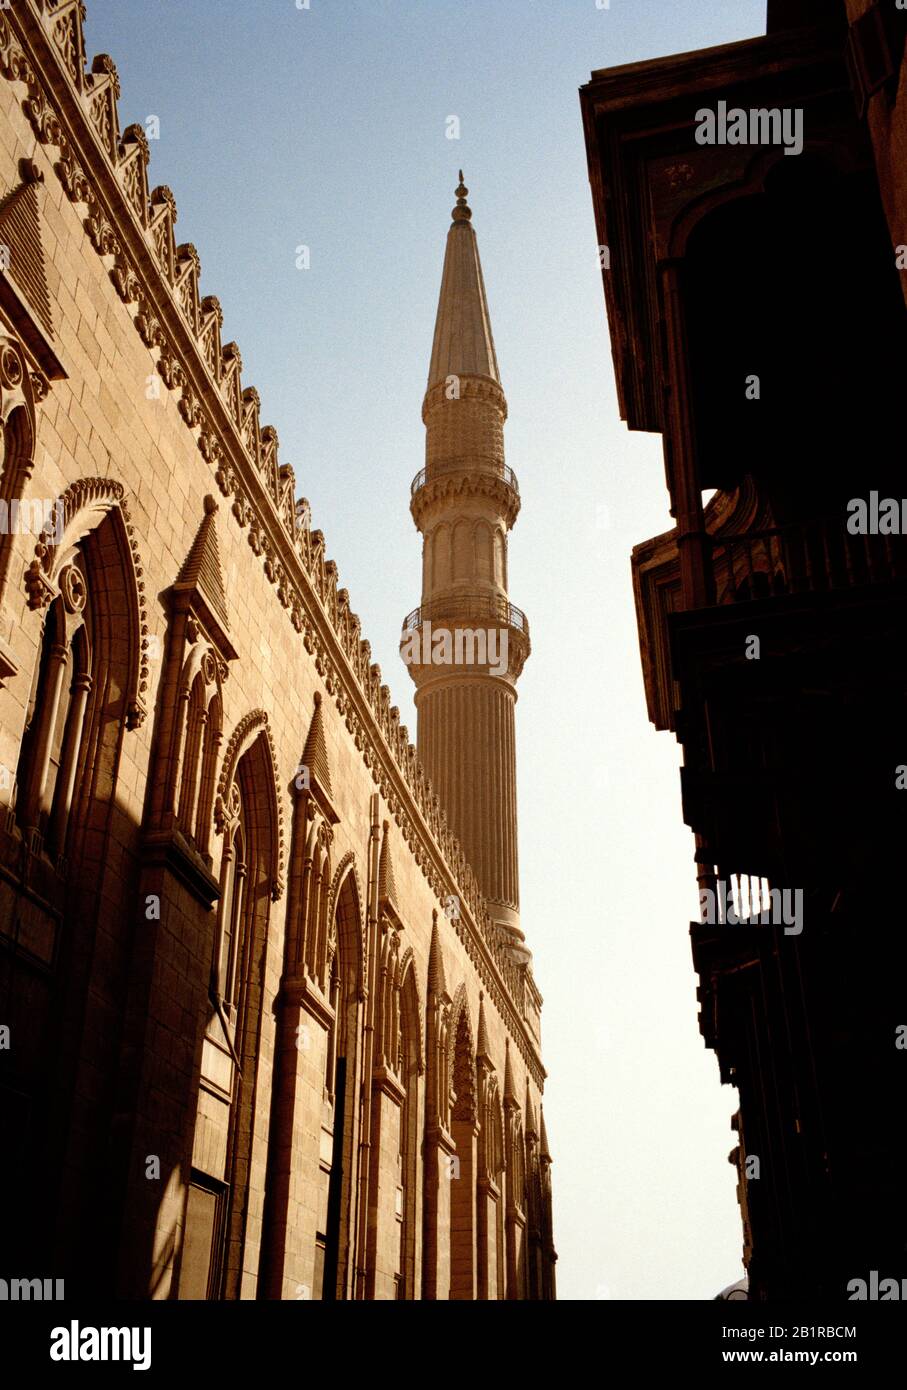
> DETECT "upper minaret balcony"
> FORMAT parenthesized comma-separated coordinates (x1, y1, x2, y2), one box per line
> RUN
(409, 459, 520, 532)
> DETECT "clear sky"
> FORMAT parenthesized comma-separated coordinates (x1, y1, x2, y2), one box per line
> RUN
(83, 0, 768, 1299)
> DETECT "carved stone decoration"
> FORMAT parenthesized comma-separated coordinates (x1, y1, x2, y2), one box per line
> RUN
(58, 561, 86, 614)
(449, 984, 477, 1125)
(48, 1, 87, 90)
(24, 477, 150, 728)
(30, 371, 49, 403)
(200, 649, 217, 685)
(85, 53, 121, 159)
(111, 254, 141, 305)
(23, 85, 63, 148)
(0, 343, 23, 391)
(0, 11, 33, 89)
(24, 558, 54, 610)
(198, 295, 223, 378)
(148, 185, 177, 283)
(58, 145, 92, 205)
(178, 384, 202, 430)
(87, 207, 119, 257)
(156, 348, 182, 392)
(214, 709, 285, 900)
(175, 243, 201, 331)
(135, 297, 164, 349)
(214, 461, 233, 497)
(199, 429, 222, 466)
(118, 123, 149, 225)
(89, 52, 120, 99)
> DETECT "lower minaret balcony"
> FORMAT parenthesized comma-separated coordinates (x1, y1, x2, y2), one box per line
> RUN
(400, 592, 530, 686)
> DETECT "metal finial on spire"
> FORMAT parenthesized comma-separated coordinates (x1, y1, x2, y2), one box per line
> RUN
(452, 170, 472, 223)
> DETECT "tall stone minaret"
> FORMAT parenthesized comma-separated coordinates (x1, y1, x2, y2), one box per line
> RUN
(401, 173, 529, 951)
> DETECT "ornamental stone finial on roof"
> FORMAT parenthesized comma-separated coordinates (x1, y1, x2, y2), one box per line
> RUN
(452, 170, 471, 223)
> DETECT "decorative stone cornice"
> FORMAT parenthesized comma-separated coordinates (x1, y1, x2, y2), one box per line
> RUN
(0, 0, 543, 1083)
(422, 373, 507, 421)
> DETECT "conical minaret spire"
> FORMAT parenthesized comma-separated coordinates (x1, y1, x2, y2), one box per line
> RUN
(426, 171, 499, 389)
(401, 176, 529, 950)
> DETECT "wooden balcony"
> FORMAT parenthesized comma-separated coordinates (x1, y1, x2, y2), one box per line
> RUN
(712, 517, 907, 605)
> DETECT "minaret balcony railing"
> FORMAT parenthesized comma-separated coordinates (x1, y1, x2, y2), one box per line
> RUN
(410, 461, 519, 498)
(402, 592, 529, 637)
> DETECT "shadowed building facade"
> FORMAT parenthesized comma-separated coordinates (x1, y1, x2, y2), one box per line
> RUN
(582, 0, 907, 1299)
(0, 0, 555, 1299)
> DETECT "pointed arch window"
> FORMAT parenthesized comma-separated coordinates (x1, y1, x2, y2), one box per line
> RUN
(317, 871, 362, 1301)
(16, 560, 93, 863)
(449, 1003, 478, 1299)
(478, 1073, 506, 1300)
(505, 1115, 528, 1299)
(495, 1169, 506, 1299)
(218, 800, 248, 1018)
(182, 728, 280, 1301)
(178, 673, 206, 832)
(324, 951, 340, 1096)
(396, 959, 421, 1299)
(174, 649, 224, 859)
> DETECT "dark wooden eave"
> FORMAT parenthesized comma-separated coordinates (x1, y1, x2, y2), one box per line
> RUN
(579, 17, 849, 436)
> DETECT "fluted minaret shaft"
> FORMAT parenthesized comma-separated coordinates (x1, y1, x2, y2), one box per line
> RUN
(401, 176, 529, 945)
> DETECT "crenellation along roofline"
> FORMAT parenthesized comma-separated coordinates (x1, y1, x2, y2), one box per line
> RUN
(3, 0, 545, 1081)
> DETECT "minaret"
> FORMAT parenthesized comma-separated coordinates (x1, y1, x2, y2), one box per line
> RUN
(401, 174, 529, 951)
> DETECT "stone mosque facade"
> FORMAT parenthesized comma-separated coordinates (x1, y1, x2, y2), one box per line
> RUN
(0, 0, 555, 1300)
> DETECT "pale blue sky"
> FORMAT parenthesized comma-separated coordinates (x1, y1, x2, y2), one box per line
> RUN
(83, 0, 768, 1298)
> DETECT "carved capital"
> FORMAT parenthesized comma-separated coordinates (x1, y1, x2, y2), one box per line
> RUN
(25, 558, 55, 610)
